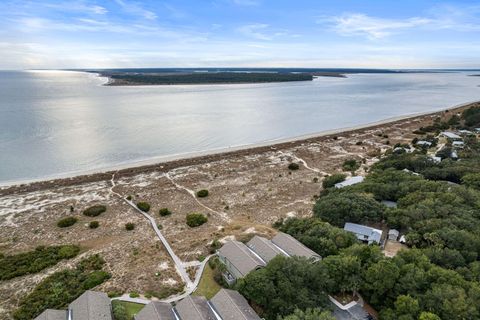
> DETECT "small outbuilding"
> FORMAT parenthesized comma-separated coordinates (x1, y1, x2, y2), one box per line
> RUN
(388, 229, 400, 241)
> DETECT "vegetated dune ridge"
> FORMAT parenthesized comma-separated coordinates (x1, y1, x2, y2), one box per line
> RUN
(0, 101, 478, 319)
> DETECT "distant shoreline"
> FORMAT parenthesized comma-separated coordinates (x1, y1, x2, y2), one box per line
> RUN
(1, 100, 478, 195)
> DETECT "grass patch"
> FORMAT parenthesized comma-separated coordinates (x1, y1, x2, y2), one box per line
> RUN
(193, 264, 221, 299)
(113, 301, 144, 320)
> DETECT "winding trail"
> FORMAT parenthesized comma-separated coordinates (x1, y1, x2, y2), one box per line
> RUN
(279, 151, 328, 175)
(165, 171, 229, 222)
(109, 173, 192, 288)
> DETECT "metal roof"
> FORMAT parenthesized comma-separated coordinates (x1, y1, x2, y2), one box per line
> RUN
(335, 176, 364, 188)
(218, 241, 266, 277)
(210, 289, 261, 320)
(69, 290, 112, 320)
(135, 301, 175, 320)
(271, 232, 321, 261)
(441, 131, 462, 139)
(344, 223, 382, 244)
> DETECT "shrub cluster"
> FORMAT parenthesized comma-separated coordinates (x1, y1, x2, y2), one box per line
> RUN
(0, 245, 80, 281)
(159, 208, 172, 216)
(136, 202, 151, 212)
(13, 255, 110, 320)
(57, 216, 78, 228)
(288, 163, 300, 170)
(82, 205, 106, 217)
(322, 173, 346, 189)
(89, 221, 99, 229)
(186, 213, 208, 227)
(125, 223, 135, 231)
(196, 189, 209, 198)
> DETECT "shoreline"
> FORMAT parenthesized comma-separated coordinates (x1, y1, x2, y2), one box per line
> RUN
(1, 100, 478, 194)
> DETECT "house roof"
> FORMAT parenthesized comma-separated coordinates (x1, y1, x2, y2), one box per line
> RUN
(381, 200, 397, 208)
(441, 131, 462, 139)
(69, 290, 112, 320)
(174, 295, 217, 320)
(388, 229, 399, 236)
(218, 241, 265, 277)
(135, 301, 175, 320)
(334, 176, 364, 188)
(344, 223, 382, 243)
(247, 236, 285, 263)
(34, 309, 67, 320)
(271, 232, 321, 260)
(210, 289, 261, 320)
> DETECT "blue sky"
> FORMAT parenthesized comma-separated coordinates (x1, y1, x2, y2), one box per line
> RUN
(0, 0, 479, 69)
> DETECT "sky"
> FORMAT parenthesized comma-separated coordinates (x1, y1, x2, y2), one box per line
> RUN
(0, 0, 479, 69)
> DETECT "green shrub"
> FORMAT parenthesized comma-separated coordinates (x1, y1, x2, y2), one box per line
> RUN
(159, 208, 172, 216)
(129, 292, 140, 298)
(57, 217, 78, 228)
(186, 213, 208, 227)
(0, 245, 80, 281)
(82, 205, 106, 217)
(108, 290, 122, 298)
(136, 202, 151, 212)
(288, 162, 300, 170)
(342, 159, 360, 172)
(112, 300, 129, 320)
(125, 223, 135, 231)
(89, 221, 99, 229)
(196, 189, 209, 198)
(322, 173, 346, 189)
(13, 254, 109, 320)
(126, 195, 132, 201)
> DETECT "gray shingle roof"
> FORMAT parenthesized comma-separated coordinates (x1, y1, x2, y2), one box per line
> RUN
(69, 290, 112, 320)
(271, 232, 321, 261)
(247, 236, 285, 263)
(174, 295, 216, 320)
(218, 241, 265, 277)
(34, 309, 67, 320)
(135, 301, 175, 320)
(210, 289, 261, 320)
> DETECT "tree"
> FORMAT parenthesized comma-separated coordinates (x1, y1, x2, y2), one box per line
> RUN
(418, 312, 441, 320)
(82, 205, 106, 217)
(363, 259, 400, 306)
(112, 300, 129, 320)
(125, 223, 135, 230)
(237, 256, 330, 320)
(342, 159, 360, 172)
(196, 189, 209, 197)
(278, 308, 335, 320)
(186, 213, 208, 227)
(136, 202, 150, 212)
(56, 216, 78, 228)
(321, 255, 362, 294)
(313, 192, 384, 226)
(322, 174, 346, 189)
(462, 173, 480, 190)
(288, 163, 300, 170)
(159, 208, 172, 216)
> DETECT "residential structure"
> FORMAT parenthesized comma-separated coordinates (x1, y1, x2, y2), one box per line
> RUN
(247, 235, 285, 263)
(135, 301, 175, 320)
(271, 232, 321, 261)
(217, 240, 265, 284)
(440, 131, 462, 140)
(335, 176, 364, 188)
(344, 223, 383, 245)
(174, 296, 217, 320)
(210, 289, 262, 320)
(388, 229, 400, 241)
(34, 291, 112, 320)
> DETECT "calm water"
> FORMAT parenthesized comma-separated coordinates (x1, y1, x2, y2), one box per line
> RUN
(0, 70, 479, 183)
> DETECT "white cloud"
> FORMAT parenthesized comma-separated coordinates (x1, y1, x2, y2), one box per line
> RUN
(114, 0, 157, 20)
(43, 2, 108, 15)
(326, 13, 431, 39)
(231, 0, 261, 6)
(237, 23, 271, 40)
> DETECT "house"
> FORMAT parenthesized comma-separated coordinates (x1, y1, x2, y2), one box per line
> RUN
(388, 229, 400, 241)
(381, 200, 397, 208)
(135, 301, 175, 320)
(217, 240, 265, 284)
(34, 310, 67, 320)
(34, 291, 113, 320)
(429, 155, 442, 164)
(210, 289, 261, 320)
(344, 223, 383, 245)
(335, 176, 364, 188)
(271, 232, 321, 262)
(415, 140, 432, 147)
(173, 296, 217, 320)
(453, 141, 464, 148)
(458, 129, 474, 135)
(247, 235, 285, 263)
(440, 131, 462, 140)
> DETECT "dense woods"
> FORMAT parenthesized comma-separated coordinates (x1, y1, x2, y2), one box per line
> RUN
(237, 106, 480, 320)
(108, 72, 313, 85)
